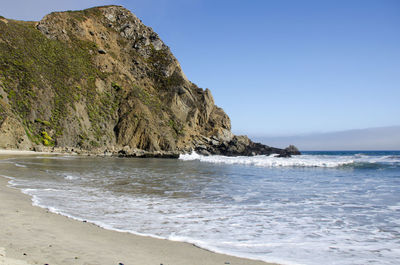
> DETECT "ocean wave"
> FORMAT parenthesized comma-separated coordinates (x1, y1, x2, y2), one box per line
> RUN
(33, 155, 76, 160)
(179, 152, 400, 168)
(3, 154, 399, 265)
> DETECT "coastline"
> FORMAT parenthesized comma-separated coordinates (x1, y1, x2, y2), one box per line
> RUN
(0, 149, 60, 155)
(0, 165, 278, 265)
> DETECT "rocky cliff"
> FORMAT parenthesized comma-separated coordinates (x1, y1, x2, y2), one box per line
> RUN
(0, 6, 299, 157)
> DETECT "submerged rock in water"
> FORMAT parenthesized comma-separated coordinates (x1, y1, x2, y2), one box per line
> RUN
(117, 148, 180, 158)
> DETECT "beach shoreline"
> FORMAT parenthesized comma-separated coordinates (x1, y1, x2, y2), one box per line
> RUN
(0, 160, 278, 265)
(0, 149, 59, 155)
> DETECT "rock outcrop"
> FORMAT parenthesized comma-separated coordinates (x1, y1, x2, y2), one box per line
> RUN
(0, 6, 299, 157)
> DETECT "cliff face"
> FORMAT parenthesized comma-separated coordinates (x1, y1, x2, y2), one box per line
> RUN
(0, 6, 299, 157)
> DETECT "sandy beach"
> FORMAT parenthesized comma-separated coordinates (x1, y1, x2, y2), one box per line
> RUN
(0, 150, 54, 155)
(0, 155, 277, 265)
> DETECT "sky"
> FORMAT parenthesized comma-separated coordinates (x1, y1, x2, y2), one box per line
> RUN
(254, 126, 400, 150)
(1, 0, 399, 141)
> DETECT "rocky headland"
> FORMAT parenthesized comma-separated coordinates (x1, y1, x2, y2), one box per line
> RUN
(0, 6, 300, 158)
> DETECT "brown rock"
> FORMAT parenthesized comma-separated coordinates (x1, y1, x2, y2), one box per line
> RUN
(0, 5, 299, 157)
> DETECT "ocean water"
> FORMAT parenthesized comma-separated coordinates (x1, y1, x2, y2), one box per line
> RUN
(0, 151, 399, 265)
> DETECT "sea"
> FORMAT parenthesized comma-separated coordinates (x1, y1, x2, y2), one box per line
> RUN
(0, 151, 399, 265)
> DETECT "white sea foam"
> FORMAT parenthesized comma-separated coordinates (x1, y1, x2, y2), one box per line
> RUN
(179, 152, 400, 168)
(63, 174, 80, 180)
(3, 153, 400, 265)
(179, 152, 354, 167)
(34, 155, 76, 160)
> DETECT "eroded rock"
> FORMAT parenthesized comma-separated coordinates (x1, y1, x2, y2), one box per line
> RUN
(0, 5, 300, 157)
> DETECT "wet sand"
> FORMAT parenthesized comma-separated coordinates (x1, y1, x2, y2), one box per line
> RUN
(0, 161, 277, 265)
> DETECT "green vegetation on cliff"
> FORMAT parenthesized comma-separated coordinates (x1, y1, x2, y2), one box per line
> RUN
(0, 18, 112, 146)
(0, 5, 234, 153)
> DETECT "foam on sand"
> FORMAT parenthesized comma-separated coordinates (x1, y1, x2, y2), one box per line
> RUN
(0, 175, 275, 265)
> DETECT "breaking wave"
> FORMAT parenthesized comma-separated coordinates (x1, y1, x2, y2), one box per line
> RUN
(179, 152, 400, 168)
(2, 151, 399, 265)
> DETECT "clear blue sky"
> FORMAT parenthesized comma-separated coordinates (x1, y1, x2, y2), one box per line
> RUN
(2, 0, 400, 137)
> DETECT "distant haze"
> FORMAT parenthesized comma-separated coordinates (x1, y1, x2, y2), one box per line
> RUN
(252, 126, 400, 151)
